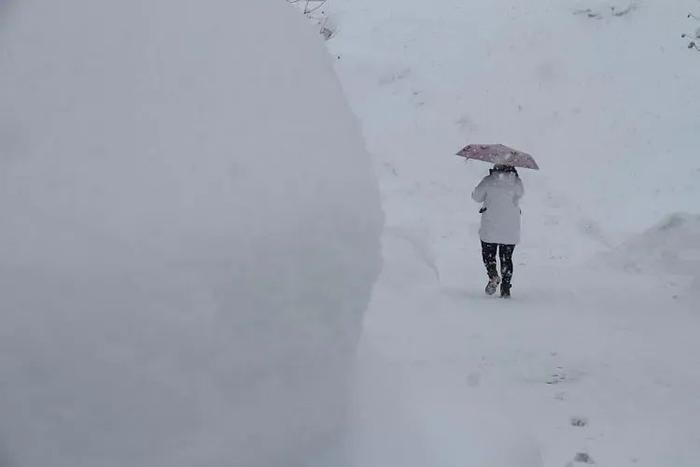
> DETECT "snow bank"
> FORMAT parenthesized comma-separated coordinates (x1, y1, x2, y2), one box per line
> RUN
(606, 213, 700, 284)
(0, 1, 382, 466)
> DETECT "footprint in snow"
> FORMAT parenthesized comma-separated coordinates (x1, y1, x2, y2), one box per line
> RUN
(573, 452, 595, 464)
(467, 372, 481, 388)
(546, 367, 585, 385)
(570, 416, 588, 427)
(546, 373, 567, 385)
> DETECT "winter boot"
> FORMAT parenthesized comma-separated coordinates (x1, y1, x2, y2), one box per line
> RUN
(500, 284, 511, 299)
(485, 276, 501, 296)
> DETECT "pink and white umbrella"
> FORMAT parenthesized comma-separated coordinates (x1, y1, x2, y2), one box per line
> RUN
(456, 144, 540, 170)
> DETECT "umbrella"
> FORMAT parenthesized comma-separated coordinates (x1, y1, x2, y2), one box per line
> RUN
(456, 144, 540, 170)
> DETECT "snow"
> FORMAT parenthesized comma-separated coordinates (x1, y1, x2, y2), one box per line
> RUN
(308, 0, 700, 465)
(605, 213, 700, 287)
(0, 1, 381, 466)
(2, 0, 699, 464)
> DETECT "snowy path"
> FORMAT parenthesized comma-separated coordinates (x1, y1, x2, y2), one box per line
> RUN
(347, 251, 700, 466)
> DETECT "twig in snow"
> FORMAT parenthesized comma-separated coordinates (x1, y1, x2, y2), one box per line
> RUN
(287, 0, 334, 40)
(611, 4, 637, 17)
(286, 0, 328, 14)
(573, 8, 603, 19)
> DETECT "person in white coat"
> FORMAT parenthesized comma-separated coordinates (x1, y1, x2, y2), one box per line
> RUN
(471, 164, 524, 298)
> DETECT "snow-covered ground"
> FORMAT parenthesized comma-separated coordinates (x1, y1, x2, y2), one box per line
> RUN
(308, 0, 700, 465)
(2, 0, 698, 465)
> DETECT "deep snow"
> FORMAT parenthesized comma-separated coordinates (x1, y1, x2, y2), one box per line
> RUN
(0, 1, 381, 466)
(307, 0, 700, 465)
(1, 0, 699, 465)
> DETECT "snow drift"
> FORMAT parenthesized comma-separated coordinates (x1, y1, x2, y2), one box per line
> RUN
(0, 1, 382, 466)
(606, 213, 700, 288)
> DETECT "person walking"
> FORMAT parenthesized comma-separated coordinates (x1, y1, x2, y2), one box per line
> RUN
(471, 164, 524, 298)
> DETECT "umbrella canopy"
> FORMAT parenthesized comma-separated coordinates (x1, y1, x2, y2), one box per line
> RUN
(456, 144, 540, 170)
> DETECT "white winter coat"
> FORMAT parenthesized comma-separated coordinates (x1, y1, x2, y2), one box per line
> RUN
(471, 172, 524, 245)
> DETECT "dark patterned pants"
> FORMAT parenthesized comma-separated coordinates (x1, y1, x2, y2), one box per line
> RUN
(481, 242, 516, 291)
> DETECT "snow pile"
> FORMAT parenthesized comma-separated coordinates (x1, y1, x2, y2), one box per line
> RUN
(606, 213, 700, 285)
(0, 1, 381, 466)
